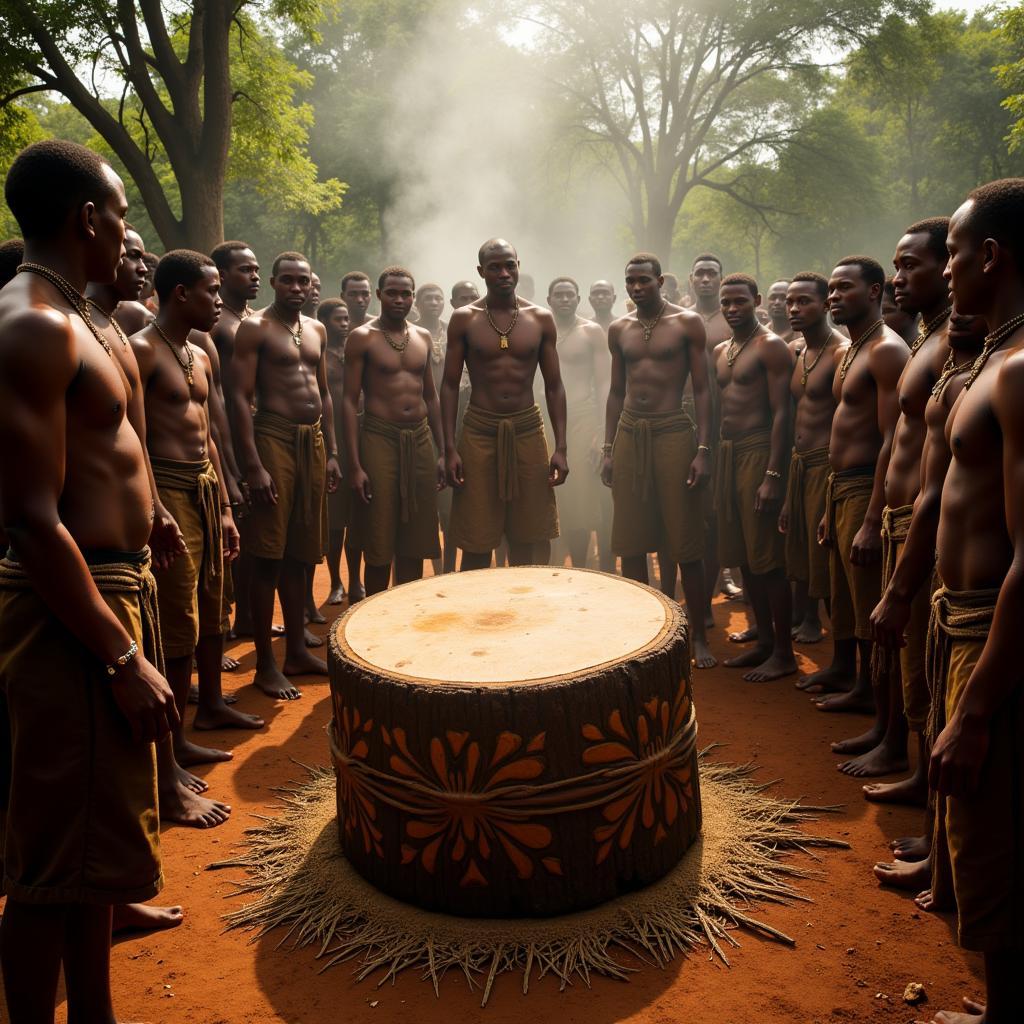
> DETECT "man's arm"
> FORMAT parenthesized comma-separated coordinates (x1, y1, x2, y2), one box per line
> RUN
(441, 311, 469, 486)
(230, 318, 275, 504)
(197, 350, 239, 563)
(537, 309, 568, 485)
(852, 337, 909, 564)
(755, 334, 794, 512)
(342, 327, 371, 503)
(601, 324, 626, 487)
(0, 309, 177, 742)
(420, 337, 447, 490)
(930, 353, 1024, 797)
(190, 330, 242, 493)
(314, 323, 341, 494)
(686, 315, 712, 488)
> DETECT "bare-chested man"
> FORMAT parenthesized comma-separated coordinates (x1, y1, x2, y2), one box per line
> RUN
(548, 277, 608, 568)
(780, 273, 845, 651)
(303, 271, 321, 317)
(835, 220, 952, 783)
(344, 268, 444, 595)
(232, 252, 341, 699)
(318, 298, 352, 602)
(712, 273, 796, 681)
(901, 179, 1024, 1024)
(812, 258, 908, 741)
(603, 253, 714, 666)
(132, 251, 264, 828)
(101, 227, 154, 338)
(586, 279, 618, 571)
(141, 251, 158, 313)
(0, 139, 178, 1024)
(869, 305, 986, 901)
(766, 280, 797, 344)
(451, 279, 480, 309)
(883, 276, 920, 346)
(442, 239, 568, 568)
(588, 279, 617, 332)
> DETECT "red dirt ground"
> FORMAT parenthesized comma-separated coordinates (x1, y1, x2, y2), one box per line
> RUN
(7, 567, 982, 1024)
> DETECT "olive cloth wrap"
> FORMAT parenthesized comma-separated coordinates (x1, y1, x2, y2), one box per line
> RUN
(353, 413, 440, 567)
(151, 457, 221, 587)
(610, 408, 704, 564)
(714, 427, 785, 575)
(824, 466, 880, 641)
(783, 446, 830, 599)
(450, 403, 558, 554)
(247, 409, 327, 566)
(0, 550, 163, 904)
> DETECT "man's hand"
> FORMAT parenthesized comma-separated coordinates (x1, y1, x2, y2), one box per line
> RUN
(778, 503, 790, 535)
(687, 449, 711, 489)
(225, 473, 245, 509)
(326, 455, 342, 494)
(222, 511, 240, 563)
(929, 709, 990, 798)
(816, 513, 829, 547)
(870, 588, 910, 650)
(350, 466, 372, 504)
(149, 504, 186, 572)
(246, 463, 277, 505)
(601, 454, 613, 488)
(110, 654, 180, 743)
(549, 449, 569, 486)
(754, 473, 783, 513)
(446, 450, 464, 488)
(436, 457, 447, 491)
(851, 519, 882, 566)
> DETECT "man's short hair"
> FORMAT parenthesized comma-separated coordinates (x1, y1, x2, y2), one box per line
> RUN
(478, 238, 516, 265)
(691, 252, 723, 272)
(791, 271, 828, 300)
(0, 237, 25, 288)
(663, 272, 679, 288)
(834, 255, 886, 292)
(5, 140, 117, 241)
(904, 217, 951, 264)
(450, 279, 477, 297)
(416, 281, 443, 299)
(883, 276, 897, 300)
(316, 297, 347, 325)
(547, 276, 579, 295)
(626, 252, 662, 277)
(272, 251, 309, 277)
(378, 265, 415, 290)
(210, 240, 253, 273)
(961, 179, 1024, 271)
(341, 270, 370, 295)
(154, 249, 216, 302)
(142, 252, 159, 272)
(721, 272, 759, 297)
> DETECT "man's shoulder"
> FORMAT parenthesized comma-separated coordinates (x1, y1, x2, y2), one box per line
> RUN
(408, 322, 434, 344)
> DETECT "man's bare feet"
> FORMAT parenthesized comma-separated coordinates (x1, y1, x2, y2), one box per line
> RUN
(814, 688, 875, 713)
(283, 650, 328, 676)
(113, 903, 184, 935)
(873, 856, 930, 892)
(194, 701, 265, 731)
(728, 626, 758, 643)
(160, 780, 232, 828)
(744, 652, 798, 682)
(837, 742, 907, 777)
(176, 738, 233, 767)
(704, 611, 715, 630)
(831, 723, 884, 755)
(792, 621, 824, 643)
(863, 773, 928, 805)
(347, 583, 365, 603)
(253, 666, 303, 700)
(719, 570, 743, 599)
(921, 998, 986, 1023)
(692, 638, 717, 669)
(232, 622, 286, 639)
(913, 887, 957, 913)
(304, 628, 324, 648)
(724, 644, 772, 669)
(796, 664, 854, 694)
(174, 762, 208, 794)
(188, 683, 238, 705)
(892, 834, 930, 861)
(328, 585, 346, 605)
(221, 654, 240, 672)
(305, 607, 327, 625)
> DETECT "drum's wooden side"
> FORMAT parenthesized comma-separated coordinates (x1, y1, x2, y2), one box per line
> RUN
(328, 599, 701, 918)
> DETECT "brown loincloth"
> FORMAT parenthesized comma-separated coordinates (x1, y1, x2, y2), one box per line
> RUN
(450, 404, 558, 554)
(714, 427, 785, 575)
(0, 550, 162, 904)
(352, 413, 441, 567)
(611, 407, 704, 564)
(246, 410, 327, 566)
(784, 446, 830, 599)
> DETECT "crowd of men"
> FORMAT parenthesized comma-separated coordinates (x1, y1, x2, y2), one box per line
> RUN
(0, 138, 1021, 1024)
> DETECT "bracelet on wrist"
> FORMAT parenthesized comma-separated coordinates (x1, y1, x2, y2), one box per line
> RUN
(697, 443, 711, 454)
(764, 469, 782, 480)
(601, 442, 613, 454)
(105, 638, 138, 677)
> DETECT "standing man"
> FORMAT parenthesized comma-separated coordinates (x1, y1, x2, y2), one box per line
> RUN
(766, 279, 797, 344)
(603, 254, 715, 667)
(0, 139, 178, 1024)
(318, 298, 352, 603)
(780, 273, 845, 650)
(587, 279, 618, 571)
(548, 277, 608, 567)
(451, 279, 480, 309)
(303, 272, 321, 317)
(713, 273, 796, 681)
(835, 220, 952, 781)
(441, 239, 568, 568)
(232, 252, 341, 700)
(108, 227, 154, 336)
(343, 268, 444, 595)
(882, 276, 920, 346)
(588, 279, 617, 332)
(813, 258, 908, 746)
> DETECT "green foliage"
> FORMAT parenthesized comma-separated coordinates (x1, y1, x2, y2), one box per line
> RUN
(997, 4, 1024, 152)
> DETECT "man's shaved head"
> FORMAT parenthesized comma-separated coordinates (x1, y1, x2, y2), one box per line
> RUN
(478, 237, 517, 265)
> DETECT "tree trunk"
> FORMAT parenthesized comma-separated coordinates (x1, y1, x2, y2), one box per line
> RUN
(177, 165, 226, 253)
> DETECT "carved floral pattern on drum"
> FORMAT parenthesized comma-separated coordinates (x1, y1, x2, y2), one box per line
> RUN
(381, 726, 564, 888)
(582, 679, 695, 865)
(332, 702, 384, 858)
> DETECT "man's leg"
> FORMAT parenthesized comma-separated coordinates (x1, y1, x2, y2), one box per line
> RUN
(836, 657, 910, 776)
(926, 949, 1018, 1022)
(739, 568, 797, 681)
(251, 556, 301, 699)
(567, 529, 589, 568)
(1, 899, 66, 1022)
(620, 554, 648, 585)
(657, 551, 678, 598)
(510, 541, 545, 566)
(280, 557, 327, 677)
(364, 563, 392, 596)
(231, 551, 254, 635)
(61, 903, 117, 1024)
(724, 566, 772, 669)
(815, 637, 875, 714)
(680, 559, 716, 668)
(345, 537, 365, 602)
(792, 580, 824, 642)
(460, 550, 491, 572)
(305, 565, 325, 624)
(167, 652, 230, 769)
(395, 556, 425, 586)
(327, 528, 346, 602)
(193, 632, 264, 732)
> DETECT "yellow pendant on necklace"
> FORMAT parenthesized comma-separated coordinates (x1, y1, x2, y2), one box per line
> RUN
(500, 334, 509, 349)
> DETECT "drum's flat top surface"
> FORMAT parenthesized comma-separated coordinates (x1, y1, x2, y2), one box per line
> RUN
(340, 567, 671, 685)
